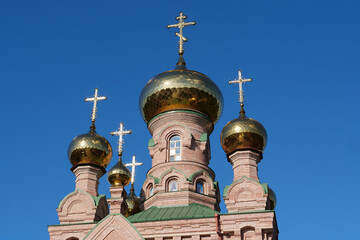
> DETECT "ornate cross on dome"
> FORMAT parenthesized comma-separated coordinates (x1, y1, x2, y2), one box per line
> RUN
(125, 155, 143, 185)
(111, 122, 132, 156)
(229, 70, 252, 117)
(167, 12, 196, 55)
(85, 88, 107, 124)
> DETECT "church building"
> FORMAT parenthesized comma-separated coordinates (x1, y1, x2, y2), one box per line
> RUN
(48, 13, 278, 240)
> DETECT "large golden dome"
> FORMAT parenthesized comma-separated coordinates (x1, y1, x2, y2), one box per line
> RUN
(68, 128, 113, 168)
(220, 114, 267, 154)
(139, 57, 223, 124)
(107, 159, 131, 187)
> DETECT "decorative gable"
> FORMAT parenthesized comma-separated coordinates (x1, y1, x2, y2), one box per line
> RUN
(84, 214, 144, 240)
(57, 190, 108, 224)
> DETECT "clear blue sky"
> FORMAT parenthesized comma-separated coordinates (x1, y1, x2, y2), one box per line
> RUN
(1, 1, 359, 239)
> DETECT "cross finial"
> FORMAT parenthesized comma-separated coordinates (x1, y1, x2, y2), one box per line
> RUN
(111, 122, 132, 156)
(167, 12, 196, 56)
(229, 70, 252, 118)
(85, 88, 107, 127)
(125, 155, 143, 185)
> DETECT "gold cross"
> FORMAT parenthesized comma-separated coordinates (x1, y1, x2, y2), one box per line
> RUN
(125, 155, 143, 185)
(111, 122, 132, 156)
(167, 12, 196, 55)
(229, 70, 253, 105)
(85, 88, 107, 123)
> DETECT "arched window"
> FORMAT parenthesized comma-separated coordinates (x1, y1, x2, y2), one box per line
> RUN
(168, 179, 178, 192)
(147, 184, 154, 197)
(169, 135, 181, 161)
(196, 182, 204, 194)
(241, 227, 255, 239)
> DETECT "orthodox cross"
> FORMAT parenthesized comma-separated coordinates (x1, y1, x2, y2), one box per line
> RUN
(85, 88, 107, 123)
(111, 122, 132, 156)
(125, 155, 143, 185)
(229, 70, 252, 116)
(167, 12, 196, 55)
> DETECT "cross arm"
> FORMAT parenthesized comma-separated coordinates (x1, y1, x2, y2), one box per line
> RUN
(183, 22, 196, 26)
(167, 24, 179, 29)
(124, 163, 143, 167)
(244, 79, 253, 82)
(229, 79, 240, 84)
(175, 32, 188, 41)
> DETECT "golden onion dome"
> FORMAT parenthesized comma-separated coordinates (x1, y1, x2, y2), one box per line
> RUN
(139, 57, 223, 124)
(68, 127, 113, 168)
(220, 111, 267, 154)
(268, 187, 277, 210)
(125, 185, 142, 217)
(107, 158, 131, 187)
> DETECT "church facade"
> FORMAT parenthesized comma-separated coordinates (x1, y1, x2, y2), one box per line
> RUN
(48, 13, 278, 240)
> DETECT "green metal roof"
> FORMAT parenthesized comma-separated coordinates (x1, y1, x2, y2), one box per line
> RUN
(147, 174, 160, 184)
(127, 203, 219, 223)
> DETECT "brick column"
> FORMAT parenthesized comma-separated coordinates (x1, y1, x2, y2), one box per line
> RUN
(228, 150, 262, 181)
(107, 186, 128, 215)
(72, 165, 105, 196)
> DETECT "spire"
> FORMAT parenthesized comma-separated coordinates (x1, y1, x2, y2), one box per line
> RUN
(129, 183, 136, 196)
(175, 54, 187, 70)
(111, 122, 132, 158)
(167, 12, 196, 57)
(85, 88, 107, 130)
(229, 70, 252, 119)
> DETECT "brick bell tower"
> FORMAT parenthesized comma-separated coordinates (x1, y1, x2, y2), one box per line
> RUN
(138, 14, 224, 210)
(48, 89, 113, 239)
(139, 55, 224, 211)
(220, 70, 278, 239)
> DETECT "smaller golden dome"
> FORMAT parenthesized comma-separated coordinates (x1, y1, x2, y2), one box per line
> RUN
(220, 113, 267, 154)
(107, 158, 131, 187)
(125, 184, 142, 217)
(268, 187, 277, 210)
(68, 128, 113, 168)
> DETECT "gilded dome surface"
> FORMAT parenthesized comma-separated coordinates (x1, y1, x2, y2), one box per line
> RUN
(68, 129, 113, 168)
(220, 116, 267, 154)
(125, 186, 142, 217)
(268, 187, 277, 210)
(139, 59, 223, 124)
(107, 160, 131, 187)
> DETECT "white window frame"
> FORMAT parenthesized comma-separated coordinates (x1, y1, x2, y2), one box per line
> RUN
(169, 135, 181, 161)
